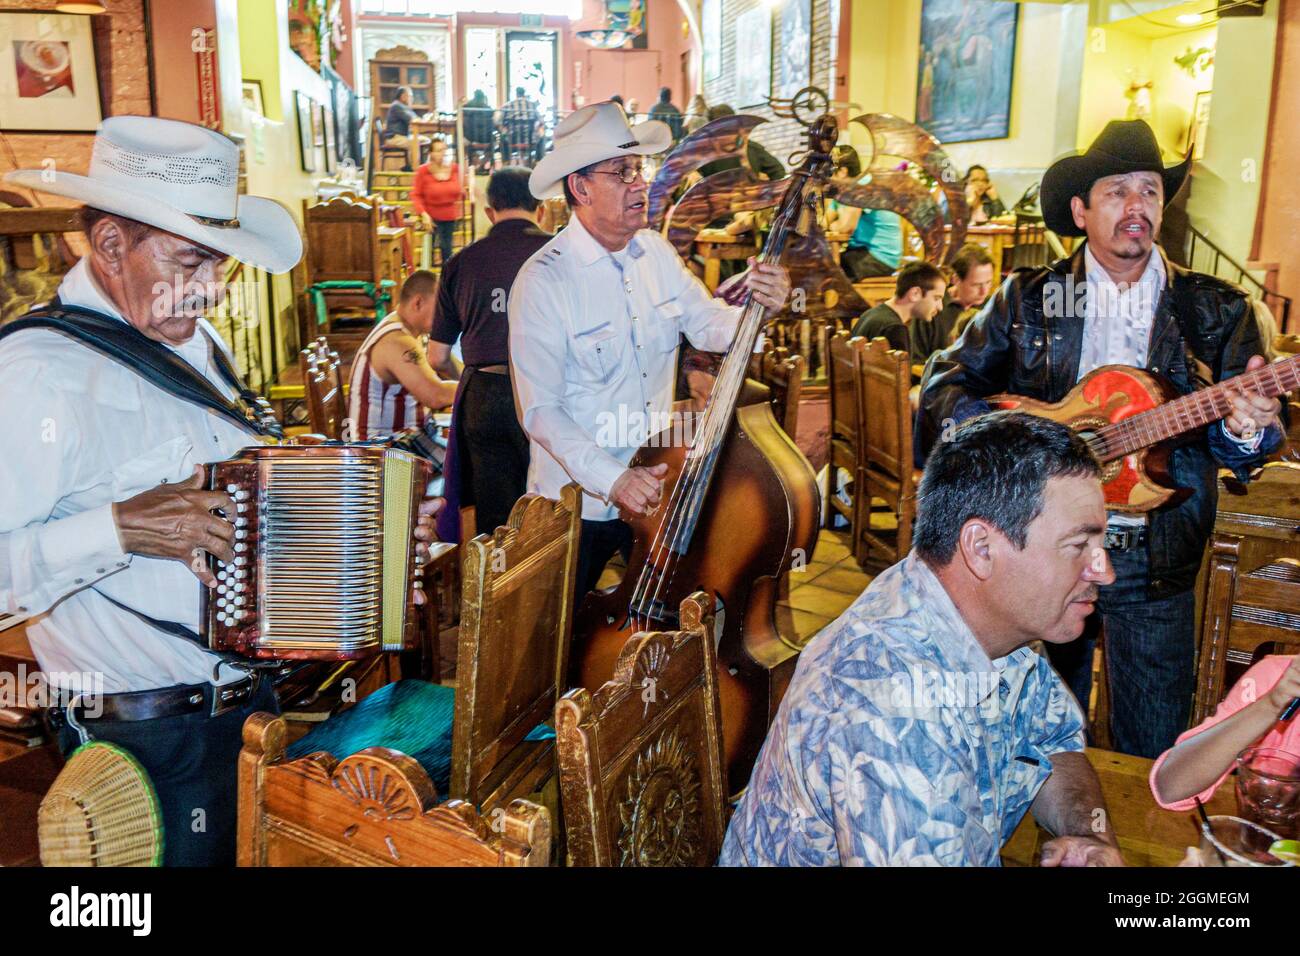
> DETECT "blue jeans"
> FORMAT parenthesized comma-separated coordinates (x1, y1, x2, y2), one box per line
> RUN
(433, 218, 456, 266)
(1045, 544, 1197, 759)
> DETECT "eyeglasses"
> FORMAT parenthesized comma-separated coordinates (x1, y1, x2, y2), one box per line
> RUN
(584, 165, 646, 185)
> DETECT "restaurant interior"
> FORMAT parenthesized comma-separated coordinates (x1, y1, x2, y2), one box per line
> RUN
(0, 0, 1298, 874)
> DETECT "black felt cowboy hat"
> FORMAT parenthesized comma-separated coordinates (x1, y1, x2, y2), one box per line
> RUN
(1040, 119, 1191, 237)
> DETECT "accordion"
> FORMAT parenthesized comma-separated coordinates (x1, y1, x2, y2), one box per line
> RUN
(203, 445, 431, 660)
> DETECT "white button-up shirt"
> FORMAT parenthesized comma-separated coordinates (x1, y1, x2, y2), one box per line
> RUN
(509, 214, 745, 521)
(0, 259, 260, 693)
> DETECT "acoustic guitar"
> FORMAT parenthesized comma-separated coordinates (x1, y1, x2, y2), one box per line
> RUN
(988, 361, 1294, 512)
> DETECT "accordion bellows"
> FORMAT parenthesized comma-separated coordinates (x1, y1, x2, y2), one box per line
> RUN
(205, 445, 431, 659)
(39, 741, 163, 867)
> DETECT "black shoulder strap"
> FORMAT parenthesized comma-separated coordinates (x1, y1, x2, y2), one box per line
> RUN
(0, 303, 282, 439)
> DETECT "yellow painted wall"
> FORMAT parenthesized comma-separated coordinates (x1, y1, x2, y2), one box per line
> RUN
(1149, 27, 1215, 159)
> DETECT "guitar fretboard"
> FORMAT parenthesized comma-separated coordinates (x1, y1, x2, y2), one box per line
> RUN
(1089, 357, 1299, 463)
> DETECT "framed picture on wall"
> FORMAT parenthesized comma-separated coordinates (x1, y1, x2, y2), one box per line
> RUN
(734, 6, 771, 112)
(241, 80, 265, 117)
(295, 91, 318, 173)
(1189, 90, 1211, 162)
(0, 12, 103, 133)
(320, 104, 338, 175)
(916, 0, 1019, 143)
(772, 0, 812, 102)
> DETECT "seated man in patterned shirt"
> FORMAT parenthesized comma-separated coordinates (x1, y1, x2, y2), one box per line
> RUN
(721, 413, 1125, 867)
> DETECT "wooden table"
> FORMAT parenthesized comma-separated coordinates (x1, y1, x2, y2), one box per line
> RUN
(1001, 748, 1236, 867)
(694, 228, 758, 292)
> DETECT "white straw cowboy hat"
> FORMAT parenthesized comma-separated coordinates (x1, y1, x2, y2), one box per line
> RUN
(529, 101, 672, 200)
(3, 116, 302, 274)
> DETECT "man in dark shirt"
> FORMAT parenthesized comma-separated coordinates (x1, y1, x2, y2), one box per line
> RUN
(851, 261, 947, 374)
(916, 242, 996, 359)
(648, 86, 684, 140)
(429, 167, 551, 536)
(384, 86, 425, 170)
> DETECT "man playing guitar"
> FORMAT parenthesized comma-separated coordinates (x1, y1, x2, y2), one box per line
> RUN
(918, 119, 1282, 760)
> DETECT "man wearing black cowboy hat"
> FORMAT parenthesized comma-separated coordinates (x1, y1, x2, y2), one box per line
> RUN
(917, 119, 1283, 759)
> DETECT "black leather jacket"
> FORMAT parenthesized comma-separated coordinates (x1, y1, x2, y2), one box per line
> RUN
(918, 243, 1280, 599)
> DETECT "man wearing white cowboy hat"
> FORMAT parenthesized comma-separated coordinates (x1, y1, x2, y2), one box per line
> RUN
(917, 118, 1283, 759)
(510, 101, 792, 598)
(0, 116, 438, 865)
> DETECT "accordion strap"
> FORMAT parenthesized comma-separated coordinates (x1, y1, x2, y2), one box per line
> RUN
(0, 303, 282, 439)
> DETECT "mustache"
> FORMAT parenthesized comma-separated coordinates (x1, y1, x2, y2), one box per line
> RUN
(1116, 215, 1152, 233)
(1072, 586, 1100, 604)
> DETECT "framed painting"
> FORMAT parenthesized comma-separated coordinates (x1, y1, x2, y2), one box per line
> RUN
(241, 79, 265, 117)
(916, 0, 1019, 143)
(320, 103, 338, 175)
(772, 0, 812, 102)
(0, 12, 103, 133)
(1188, 90, 1210, 161)
(734, 5, 771, 112)
(296, 91, 318, 173)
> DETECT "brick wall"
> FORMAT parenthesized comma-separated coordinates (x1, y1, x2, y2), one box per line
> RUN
(0, 0, 151, 198)
(703, 0, 835, 170)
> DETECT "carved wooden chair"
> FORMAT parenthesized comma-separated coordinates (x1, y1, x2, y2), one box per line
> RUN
(298, 337, 345, 439)
(854, 337, 917, 569)
(1193, 537, 1300, 725)
(238, 485, 582, 863)
(237, 713, 550, 867)
(555, 592, 728, 867)
(760, 345, 805, 438)
(452, 483, 583, 813)
(824, 329, 867, 532)
(302, 194, 396, 331)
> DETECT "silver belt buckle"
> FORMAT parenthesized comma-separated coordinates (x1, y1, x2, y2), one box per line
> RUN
(209, 678, 252, 718)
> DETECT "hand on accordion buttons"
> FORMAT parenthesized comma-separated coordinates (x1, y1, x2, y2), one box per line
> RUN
(111, 466, 236, 588)
(412, 495, 445, 606)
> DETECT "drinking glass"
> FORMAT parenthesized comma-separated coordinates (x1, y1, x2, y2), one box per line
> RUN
(1235, 746, 1300, 841)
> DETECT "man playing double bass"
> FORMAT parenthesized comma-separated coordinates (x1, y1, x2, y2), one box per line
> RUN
(918, 119, 1282, 759)
(509, 102, 791, 598)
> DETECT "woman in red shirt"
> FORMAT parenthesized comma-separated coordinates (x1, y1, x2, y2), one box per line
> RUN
(411, 138, 462, 267)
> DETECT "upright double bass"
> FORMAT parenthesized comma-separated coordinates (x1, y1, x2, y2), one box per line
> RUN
(570, 115, 837, 794)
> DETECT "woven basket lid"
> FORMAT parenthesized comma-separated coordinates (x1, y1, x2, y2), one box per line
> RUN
(39, 741, 163, 867)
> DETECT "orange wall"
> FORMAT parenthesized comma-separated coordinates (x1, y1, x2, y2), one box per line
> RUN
(577, 0, 695, 109)
(1255, 0, 1300, 328)
(148, 0, 217, 126)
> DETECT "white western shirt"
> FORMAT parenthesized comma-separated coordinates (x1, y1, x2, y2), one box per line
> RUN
(0, 259, 262, 693)
(1078, 245, 1259, 529)
(509, 214, 746, 521)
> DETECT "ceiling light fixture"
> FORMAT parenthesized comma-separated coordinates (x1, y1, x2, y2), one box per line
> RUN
(1176, 12, 1205, 24)
(54, 2, 107, 13)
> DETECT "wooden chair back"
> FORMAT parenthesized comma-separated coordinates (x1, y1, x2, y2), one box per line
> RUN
(1005, 213, 1048, 272)
(303, 195, 381, 286)
(452, 484, 582, 811)
(1194, 537, 1300, 724)
(855, 336, 917, 567)
(298, 337, 345, 439)
(237, 713, 550, 866)
(372, 118, 408, 172)
(823, 329, 866, 530)
(554, 592, 728, 867)
(760, 345, 805, 437)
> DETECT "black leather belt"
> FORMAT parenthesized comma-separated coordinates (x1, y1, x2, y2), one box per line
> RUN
(48, 674, 260, 729)
(1104, 525, 1148, 552)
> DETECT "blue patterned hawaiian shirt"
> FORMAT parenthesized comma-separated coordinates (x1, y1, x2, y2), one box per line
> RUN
(719, 554, 1085, 866)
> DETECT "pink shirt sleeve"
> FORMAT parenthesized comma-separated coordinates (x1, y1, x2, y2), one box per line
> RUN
(1149, 655, 1298, 810)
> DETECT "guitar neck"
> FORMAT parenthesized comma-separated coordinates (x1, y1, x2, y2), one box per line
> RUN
(1094, 357, 1298, 461)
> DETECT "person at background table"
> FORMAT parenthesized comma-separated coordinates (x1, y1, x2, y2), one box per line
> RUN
(460, 89, 496, 172)
(428, 167, 551, 537)
(721, 413, 1124, 866)
(851, 261, 946, 377)
(348, 270, 457, 441)
(625, 98, 642, 124)
(966, 164, 1006, 224)
(922, 242, 996, 355)
(917, 120, 1283, 760)
(698, 104, 785, 182)
(648, 86, 685, 141)
(1151, 655, 1300, 810)
(684, 93, 710, 136)
(383, 86, 429, 172)
(411, 138, 462, 269)
(825, 145, 902, 281)
(498, 86, 541, 162)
